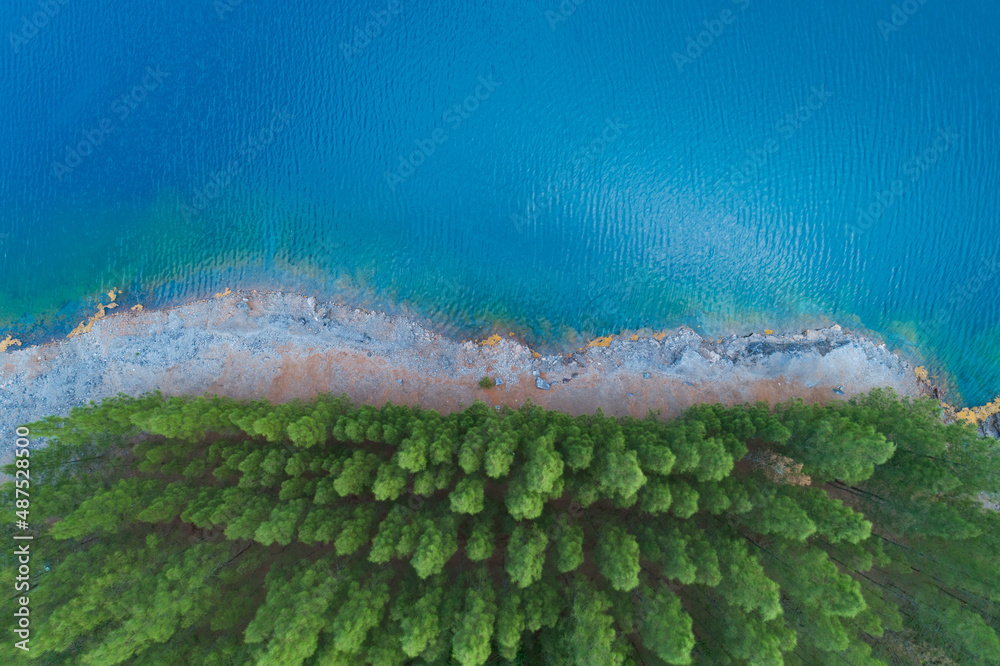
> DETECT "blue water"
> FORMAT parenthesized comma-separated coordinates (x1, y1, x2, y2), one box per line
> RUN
(1, 0, 998, 405)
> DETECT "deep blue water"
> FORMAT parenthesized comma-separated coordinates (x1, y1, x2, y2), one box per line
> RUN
(1, 0, 998, 405)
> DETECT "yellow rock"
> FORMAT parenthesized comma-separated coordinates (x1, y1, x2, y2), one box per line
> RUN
(214, 287, 232, 299)
(131, 304, 144, 312)
(653, 331, 667, 341)
(0, 335, 22, 352)
(479, 334, 502, 347)
(764, 329, 774, 335)
(954, 397, 1000, 424)
(532, 352, 541, 358)
(630, 334, 639, 341)
(587, 335, 614, 348)
(955, 409, 976, 424)
(914, 366, 929, 382)
(67, 303, 108, 339)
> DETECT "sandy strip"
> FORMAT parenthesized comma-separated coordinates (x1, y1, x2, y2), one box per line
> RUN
(0, 291, 927, 451)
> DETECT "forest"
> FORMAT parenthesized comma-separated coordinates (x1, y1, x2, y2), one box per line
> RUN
(1, 388, 997, 665)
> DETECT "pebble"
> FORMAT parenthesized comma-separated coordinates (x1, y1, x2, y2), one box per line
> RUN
(535, 377, 551, 390)
(494, 378, 504, 386)
(643, 372, 650, 379)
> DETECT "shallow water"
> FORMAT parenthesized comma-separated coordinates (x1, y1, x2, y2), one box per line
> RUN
(1, 0, 998, 405)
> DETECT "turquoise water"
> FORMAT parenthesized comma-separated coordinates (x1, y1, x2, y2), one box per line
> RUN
(1, 0, 998, 405)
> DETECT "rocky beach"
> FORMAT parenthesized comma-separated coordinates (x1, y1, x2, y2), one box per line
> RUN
(0, 290, 941, 448)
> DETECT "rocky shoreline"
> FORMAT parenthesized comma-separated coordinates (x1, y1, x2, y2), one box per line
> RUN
(2, 290, 995, 460)
(981, 413, 1000, 439)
